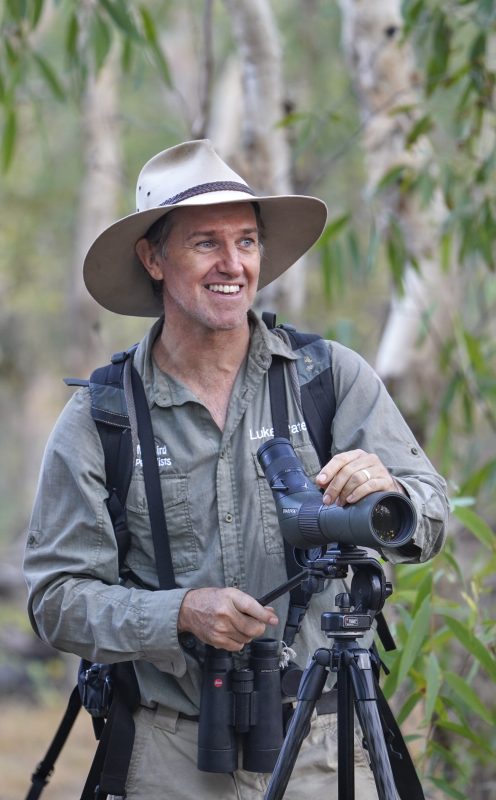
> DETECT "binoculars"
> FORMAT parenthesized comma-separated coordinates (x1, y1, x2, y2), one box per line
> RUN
(197, 639, 286, 774)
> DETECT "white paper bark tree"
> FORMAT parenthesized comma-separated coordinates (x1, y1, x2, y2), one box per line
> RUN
(65, 54, 122, 376)
(221, 0, 307, 315)
(338, 0, 458, 432)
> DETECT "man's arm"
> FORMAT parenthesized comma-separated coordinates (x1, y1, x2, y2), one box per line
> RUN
(319, 341, 449, 563)
(178, 587, 278, 651)
(24, 389, 191, 676)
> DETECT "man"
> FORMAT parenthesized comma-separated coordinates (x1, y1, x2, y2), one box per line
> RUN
(24, 139, 448, 799)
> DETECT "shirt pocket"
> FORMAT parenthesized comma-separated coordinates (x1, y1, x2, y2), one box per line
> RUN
(126, 474, 199, 576)
(253, 442, 322, 555)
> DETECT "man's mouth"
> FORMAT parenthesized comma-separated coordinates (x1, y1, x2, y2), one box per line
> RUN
(206, 284, 241, 294)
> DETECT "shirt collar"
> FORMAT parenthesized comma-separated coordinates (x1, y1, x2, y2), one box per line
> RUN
(132, 311, 297, 408)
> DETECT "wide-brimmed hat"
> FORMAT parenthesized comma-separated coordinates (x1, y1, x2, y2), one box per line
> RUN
(83, 139, 328, 316)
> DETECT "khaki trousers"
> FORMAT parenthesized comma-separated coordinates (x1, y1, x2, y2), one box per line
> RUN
(117, 704, 379, 799)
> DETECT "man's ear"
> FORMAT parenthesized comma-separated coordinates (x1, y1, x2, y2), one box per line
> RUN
(136, 238, 163, 280)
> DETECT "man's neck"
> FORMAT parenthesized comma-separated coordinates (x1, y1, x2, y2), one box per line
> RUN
(155, 317, 250, 375)
(152, 316, 251, 429)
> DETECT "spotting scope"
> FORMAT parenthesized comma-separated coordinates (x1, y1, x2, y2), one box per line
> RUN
(257, 438, 417, 552)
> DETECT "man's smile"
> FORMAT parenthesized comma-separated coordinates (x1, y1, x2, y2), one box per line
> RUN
(206, 284, 241, 294)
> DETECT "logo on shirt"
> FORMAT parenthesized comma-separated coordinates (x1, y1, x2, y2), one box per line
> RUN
(135, 439, 172, 468)
(249, 420, 307, 443)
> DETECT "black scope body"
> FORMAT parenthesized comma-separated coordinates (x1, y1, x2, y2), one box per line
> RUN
(257, 437, 417, 552)
(197, 639, 284, 774)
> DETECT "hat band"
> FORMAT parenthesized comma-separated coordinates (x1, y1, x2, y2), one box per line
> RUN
(159, 181, 256, 207)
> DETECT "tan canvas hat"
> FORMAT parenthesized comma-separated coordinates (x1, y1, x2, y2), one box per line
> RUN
(83, 139, 328, 316)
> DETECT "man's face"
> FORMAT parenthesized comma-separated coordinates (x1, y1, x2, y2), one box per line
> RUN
(148, 203, 261, 333)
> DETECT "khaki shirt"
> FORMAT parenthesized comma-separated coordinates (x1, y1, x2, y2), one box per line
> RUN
(24, 313, 448, 714)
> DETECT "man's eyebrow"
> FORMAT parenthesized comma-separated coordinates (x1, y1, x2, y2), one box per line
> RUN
(186, 226, 258, 240)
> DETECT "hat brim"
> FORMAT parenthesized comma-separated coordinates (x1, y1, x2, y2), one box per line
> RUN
(83, 194, 327, 317)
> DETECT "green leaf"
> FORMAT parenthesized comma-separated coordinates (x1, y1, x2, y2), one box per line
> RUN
(1, 106, 16, 171)
(98, 0, 139, 40)
(65, 13, 79, 60)
(396, 594, 432, 687)
(121, 36, 134, 74)
(139, 6, 172, 87)
(32, 53, 65, 101)
(469, 31, 486, 65)
(385, 218, 408, 292)
(443, 616, 496, 681)
(429, 778, 467, 800)
(437, 719, 495, 756)
(453, 506, 495, 551)
(91, 14, 112, 72)
(319, 213, 351, 245)
(405, 114, 433, 148)
(30, 0, 44, 29)
(412, 568, 432, 615)
(424, 651, 442, 725)
(375, 164, 411, 193)
(6, 0, 27, 19)
(426, 10, 452, 95)
(396, 689, 423, 725)
(444, 671, 496, 725)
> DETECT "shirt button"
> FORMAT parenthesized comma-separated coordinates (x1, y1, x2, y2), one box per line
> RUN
(411, 447, 419, 455)
(225, 513, 233, 523)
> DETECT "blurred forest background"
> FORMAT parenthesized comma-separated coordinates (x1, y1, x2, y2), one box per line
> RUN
(0, 1, 495, 798)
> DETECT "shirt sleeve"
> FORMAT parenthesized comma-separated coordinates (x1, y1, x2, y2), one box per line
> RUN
(23, 389, 190, 676)
(329, 341, 449, 563)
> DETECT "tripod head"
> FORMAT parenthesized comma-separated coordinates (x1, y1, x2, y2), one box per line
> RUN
(294, 543, 391, 615)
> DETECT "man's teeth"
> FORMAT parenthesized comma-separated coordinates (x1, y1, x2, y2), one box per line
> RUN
(207, 284, 240, 294)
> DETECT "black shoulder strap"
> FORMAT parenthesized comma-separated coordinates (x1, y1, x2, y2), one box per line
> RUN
(264, 312, 397, 654)
(263, 311, 335, 645)
(86, 349, 176, 590)
(25, 687, 82, 800)
(262, 312, 335, 467)
(90, 354, 135, 568)
(130, 364, 176, 591)
(37, 350, 177, 800)
(80, 663, 140, 800)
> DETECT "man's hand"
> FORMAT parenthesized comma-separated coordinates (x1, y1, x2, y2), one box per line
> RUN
(315, 449, 405, 507)
(178, 587, 279, 651)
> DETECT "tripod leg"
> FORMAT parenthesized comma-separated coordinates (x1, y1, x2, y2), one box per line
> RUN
(337, 664, 355, 800)
(347, 650, 399, 800)
(264, 650, 330, 800)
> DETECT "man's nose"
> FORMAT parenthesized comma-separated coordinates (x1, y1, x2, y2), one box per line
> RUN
(217, 241, 243, 274)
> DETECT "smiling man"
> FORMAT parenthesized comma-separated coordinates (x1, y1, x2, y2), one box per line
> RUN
(24, 140, 448, 799)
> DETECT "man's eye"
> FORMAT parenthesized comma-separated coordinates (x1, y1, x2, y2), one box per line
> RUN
(240, 238, 256, 248)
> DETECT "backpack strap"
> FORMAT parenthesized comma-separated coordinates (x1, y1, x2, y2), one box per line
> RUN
(61, 349, 177, 800)
(80, 662, 140, 800)
(83, 347, 177, 590)
(263, 312, 335, 646)
(89, 350, 136, 569)
(130, 363, 177, 590)
(25, 686, 83, 800)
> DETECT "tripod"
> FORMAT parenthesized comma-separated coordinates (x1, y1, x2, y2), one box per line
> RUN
(260, 545, 422, 800)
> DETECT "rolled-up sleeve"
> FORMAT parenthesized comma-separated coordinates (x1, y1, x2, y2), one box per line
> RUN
(23, 389, 189, 676)
(330, 341, 449, 563)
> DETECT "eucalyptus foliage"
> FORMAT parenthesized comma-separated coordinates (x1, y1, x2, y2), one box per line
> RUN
(0, 2, 494, 798)
(370, 2, 496, 797)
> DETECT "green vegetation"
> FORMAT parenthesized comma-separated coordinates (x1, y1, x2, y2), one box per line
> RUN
(0, 2, 494, 797)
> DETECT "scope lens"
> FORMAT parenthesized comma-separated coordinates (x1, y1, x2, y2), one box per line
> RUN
(371, 498, 403, 543)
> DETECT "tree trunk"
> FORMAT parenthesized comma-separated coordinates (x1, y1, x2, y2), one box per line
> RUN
(65, 54, 122, 377)
(338, 0, 458, 436)
(222, 0, 306, 316)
